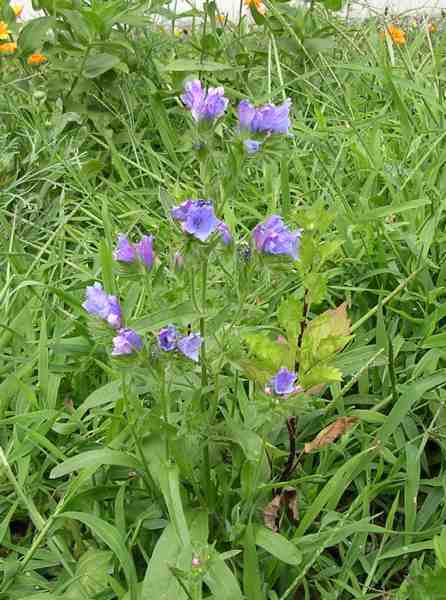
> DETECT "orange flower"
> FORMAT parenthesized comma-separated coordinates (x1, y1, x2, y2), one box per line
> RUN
(0, 41, 17, 53)
(383, 24, 406, 45)
(428, 22, 436, 33)
(244, 0, 266, 15)
(27, 53, 47, 65)
(0, 21, 11, 40)
(11, 3, 23, 17)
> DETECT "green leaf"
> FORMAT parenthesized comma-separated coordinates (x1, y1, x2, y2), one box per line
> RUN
(143, 434, 190, 546)
(243, 332, 290, 371)
(422, 332, 446, 348)
(254, 526, 302, 566)
(243, 523, 263, 600)
(50, 449, 141, 479)
(18, 16, 55, 53)
(77, 380, 121, 417)
(300, 303, 351, 372)
(59, 512, 138, 600)
(142, 511, 208, 599)
(296, 448, 376, 537)
(225, 422, 263, 462)
(38, 314, 48, 407)
(204, 555, 244, 600)
(277, 295, 302, 342)
(64, 549, 112, 598)
(377, 371, 446, 444)
(130, 301, 198, 332)
(304, 37, 336, 51)
(161, 59, 233, 72)
(300, 365, 343, 388)
(60, 9, 93, 43)
(83, 53, 122, 78)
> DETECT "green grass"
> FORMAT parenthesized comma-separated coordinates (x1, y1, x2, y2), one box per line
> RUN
(1, 4, 446, 599)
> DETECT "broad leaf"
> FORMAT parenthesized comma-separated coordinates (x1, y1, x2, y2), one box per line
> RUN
(83, 53, 121, 78)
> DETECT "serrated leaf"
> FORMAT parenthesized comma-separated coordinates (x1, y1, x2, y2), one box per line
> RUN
(300, 303, 351, 372)
(301, 365, 342, 388)
(243, 332, 290, 371)
(277, 295, 302, 342)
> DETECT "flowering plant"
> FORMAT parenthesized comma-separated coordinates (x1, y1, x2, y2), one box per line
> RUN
(61, 78, 352, 599)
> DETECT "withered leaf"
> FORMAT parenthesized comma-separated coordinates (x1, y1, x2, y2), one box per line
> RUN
(304, 416, 358, 453)
(263, 495, 281, 532)
(263, 487, 299, 532)
(282, 487, 299, 524)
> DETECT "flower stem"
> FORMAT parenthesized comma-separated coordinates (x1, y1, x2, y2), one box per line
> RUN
(121, 373, 158, 498)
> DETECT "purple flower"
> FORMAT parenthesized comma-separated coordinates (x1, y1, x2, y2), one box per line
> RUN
(112, 328, 143, 356)
(267, 367, 301, 396)
(244, 139, 263, 154)
(136, 235, 154, 270)
(114, 234, 155, 270)
(83, 282, 122, 329)
(114, 234, 136, 263)
(177, 333, 203, 362)
(107, 296, 122, 329)
(171, 199, 219, 242)
(158, 325, 179, 352)
(181, 79, 228, 122)
(237, 98, 292, 135)
(238, 100, 257, 129)
(217, 221, 232, 245)
(253, 215, 302, 261)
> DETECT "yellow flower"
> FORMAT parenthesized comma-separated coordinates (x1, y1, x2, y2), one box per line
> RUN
(244, 0, 266, 15)
(27, 53, 47, 65)
(0, 21, 11, 40)
(11, 3, 23, 17)
(428, 22, 436, 33)
(217, 14, 227, 24)
(382, 24, 406, 45)
(0, 41, 17, 53)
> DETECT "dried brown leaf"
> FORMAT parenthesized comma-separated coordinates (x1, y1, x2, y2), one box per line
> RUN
(282, 487, 299, 524)
(304, 416, 358, 453)
(263, 487, 299, 532)
(263, 495, 281, 532)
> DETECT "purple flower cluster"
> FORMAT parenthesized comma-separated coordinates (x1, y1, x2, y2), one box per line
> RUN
(83, 283, 122, 329)
(179, 80, 292, 155)
(238, 98, 292, 154)
(238, 99, 292, 135)
(181, 80, 228, 123)
(112, 328, 143, 356)
(171, 199, 232, 244)
(265, 367, 302, 396)
(83, 283, 142, 357)
(114, 234, 154, 270)
(253, 215, 302, 261)
(158, 325, 202, 362)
